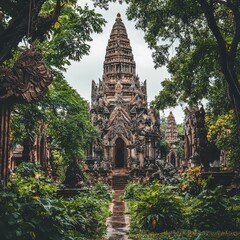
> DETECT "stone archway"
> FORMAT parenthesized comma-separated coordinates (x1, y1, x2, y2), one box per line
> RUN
(115, 138, 126, 168)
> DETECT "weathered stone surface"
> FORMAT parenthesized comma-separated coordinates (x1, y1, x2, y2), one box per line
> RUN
(105, 190, 130, 240)
(165, 111, 179, 167)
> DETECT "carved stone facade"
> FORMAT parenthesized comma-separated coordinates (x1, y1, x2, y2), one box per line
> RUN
(165, 112, 179, 167)
(184, 106, 208, 167)
(90, 14, 160, 171)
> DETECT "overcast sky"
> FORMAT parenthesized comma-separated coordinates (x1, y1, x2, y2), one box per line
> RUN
(63, 1, 185, 123)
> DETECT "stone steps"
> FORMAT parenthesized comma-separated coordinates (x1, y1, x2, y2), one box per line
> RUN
(112, 175, 129, 190)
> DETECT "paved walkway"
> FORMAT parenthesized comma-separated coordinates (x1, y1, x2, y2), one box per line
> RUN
(105, 190, 130, 240)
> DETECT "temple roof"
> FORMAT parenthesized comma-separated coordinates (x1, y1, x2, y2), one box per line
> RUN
(103, 13, 136, 81)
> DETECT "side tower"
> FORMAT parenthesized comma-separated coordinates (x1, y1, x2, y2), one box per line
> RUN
(90, 13, 160, 171)
(165, 112, 179, 167)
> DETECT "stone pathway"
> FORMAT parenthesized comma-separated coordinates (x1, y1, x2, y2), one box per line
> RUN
(105, 190, 130, 240)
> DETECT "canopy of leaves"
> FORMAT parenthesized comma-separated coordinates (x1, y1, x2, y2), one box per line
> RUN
(11, 72, 99, 163)
(0, 0, 106, 68)
(93, 1, 240, 123)
(2, 0, 105, 164)
(207, 110, 240, 169)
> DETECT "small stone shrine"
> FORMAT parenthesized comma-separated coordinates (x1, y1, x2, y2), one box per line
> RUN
(89, 13, 161, 173)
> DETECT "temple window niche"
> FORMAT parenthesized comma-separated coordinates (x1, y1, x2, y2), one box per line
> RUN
(116, 64, 121, 72)
(89, 13, 160, 173)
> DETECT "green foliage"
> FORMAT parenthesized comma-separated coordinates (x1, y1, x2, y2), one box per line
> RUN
(1, 0, 106, 66)
(11, 73, 99, 165)
(14, 162, 43, 178)
(157, 140, 170, 158)
(123, 182, 144, 200)
(39, 4, 106, 70)
(0, 163, 111, 240)
(129, 230, 240, 240)
(188, 186, 239, 231)
(123, 0, 240, 129)
(125, 179, 240, 234)
(207, 110, 240, 169)
(65, 184, 112, 239)
(126, 182, 184, 232)
(178, 166, 205, 197)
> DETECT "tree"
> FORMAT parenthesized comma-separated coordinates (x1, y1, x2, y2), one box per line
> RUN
(125, 0, 240, 127)
(11, 73, 98, 163)
(93, 0, 240, 129)
(0, 0, 106, 185)
(207, 110, 240, 169)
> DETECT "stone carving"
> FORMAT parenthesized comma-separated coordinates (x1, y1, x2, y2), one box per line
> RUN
(150, 157, 178, 183)
(0, 47, 52, 102)
(0, 47, 53, 186)
(184, 105, 211, 167)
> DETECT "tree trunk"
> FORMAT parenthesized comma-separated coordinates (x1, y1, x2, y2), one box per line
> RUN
(0, 102, 12, 188)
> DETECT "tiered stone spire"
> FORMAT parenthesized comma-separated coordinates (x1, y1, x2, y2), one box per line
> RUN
(91, 13, 146, 104)
(165, 112, 178, 143)
(103, 13, 136, 80)
(165, 112, 179, 167)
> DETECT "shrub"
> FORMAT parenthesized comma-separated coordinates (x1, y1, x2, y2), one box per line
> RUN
(0, 163, 111, 240)
(126, 182, 184, 232)
(14, 162, 43, 178)
(128, 230, 240, 240)
(188, 186, 238, 231)
(123, 182, 144, 200)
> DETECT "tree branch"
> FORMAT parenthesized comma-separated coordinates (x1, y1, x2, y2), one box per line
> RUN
(229, 0, 240, 64)
(198, 0, 240, 102)
(0, 0, 64, 64)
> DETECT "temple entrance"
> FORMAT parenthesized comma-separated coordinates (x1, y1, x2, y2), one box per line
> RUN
(170, 153, 176, 167)
(115, 138, 125, 168)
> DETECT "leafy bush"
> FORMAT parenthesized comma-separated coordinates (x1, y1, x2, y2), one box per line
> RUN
(123, 182, 144, 200)
(0, 185, 70, 239)
(14, 162, 43, 178)
(65, 187, 111, 239)
(188, 186, 239, 231)
(125, 180, 240, 234)
(0, 163, 111, 240)
(129, 230, 240, 240)
(126, 182, 184, 232)
(178, 166, 210, 197)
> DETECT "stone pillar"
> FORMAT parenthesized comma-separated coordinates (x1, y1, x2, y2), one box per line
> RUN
(139, 153, 144, 167)
(0, 102, 12, 188)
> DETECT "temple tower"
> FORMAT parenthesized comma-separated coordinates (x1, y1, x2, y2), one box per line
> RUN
(165, 112, 179, 167)
(90, 14, 160, 171)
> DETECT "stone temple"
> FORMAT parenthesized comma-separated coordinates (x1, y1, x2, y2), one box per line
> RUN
(89, 13, 160, 172)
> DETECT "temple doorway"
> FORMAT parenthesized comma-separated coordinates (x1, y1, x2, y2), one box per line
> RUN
(170, 153, 176, 167)
(115, 138, 125, 168)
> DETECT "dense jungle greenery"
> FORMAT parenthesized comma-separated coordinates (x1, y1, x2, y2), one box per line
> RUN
(0, 162, 112, 240)
(1, 0, 105, 171)
(124, 168, 240, 239)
